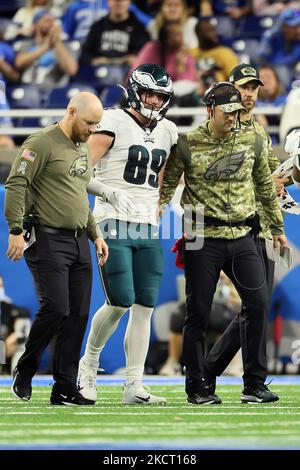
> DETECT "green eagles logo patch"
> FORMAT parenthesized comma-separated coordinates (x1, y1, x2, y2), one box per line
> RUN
(204, 151, 246, 181)
(241, 66, 256, 76)
(69, 155, 88, 177)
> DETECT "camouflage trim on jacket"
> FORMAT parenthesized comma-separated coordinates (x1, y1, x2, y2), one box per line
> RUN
(241, 118, 280, 240)
(160, 120, 284, 239)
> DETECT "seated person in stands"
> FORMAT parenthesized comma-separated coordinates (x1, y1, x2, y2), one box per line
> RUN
(0, 38, 20, 84)
(79, 0, 149, 69)
(147, 0, 198, 49)
(62, 0, 108, 42)
(159, 272, 241, 376)
(131, 20, 197, 83)
(14, 11, 78, 88)
(171, 57, 217, 126)
(0, 274, 31, 374)
(255, 64, 287, 144)
(3, 0, 54, 42)
(252, 0, 300, 16)
(257, 8, 300, 90)
(190, 18, 239, 82)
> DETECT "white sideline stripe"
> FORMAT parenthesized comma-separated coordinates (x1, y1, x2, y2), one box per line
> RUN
(2, 377, 300, 386)
(1, 429, 300, 437)
(0, 403, 298, 408)
(2, 411, 300, 415)
(2, 421, 300, 427)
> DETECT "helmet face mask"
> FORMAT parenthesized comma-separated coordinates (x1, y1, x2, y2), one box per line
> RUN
(127, 64, 174, 121)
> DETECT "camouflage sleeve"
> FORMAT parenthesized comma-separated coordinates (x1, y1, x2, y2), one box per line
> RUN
(266, 134, 294, 186)
(265, 131, 293, 185)
(160, 136, 187, 208)
(252, 135, 284, 235)
(4, 134, 51, 230)
(86, 209, 101, 241)
(265, 132, 280, 173)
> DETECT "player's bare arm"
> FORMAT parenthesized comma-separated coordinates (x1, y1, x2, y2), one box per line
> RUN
(88, 132, 114, 165)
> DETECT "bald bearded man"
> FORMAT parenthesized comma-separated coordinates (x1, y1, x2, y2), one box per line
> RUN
(5, 92, 108, 405)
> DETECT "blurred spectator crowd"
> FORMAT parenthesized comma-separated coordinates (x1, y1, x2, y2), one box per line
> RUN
(1, 0, 300, 147)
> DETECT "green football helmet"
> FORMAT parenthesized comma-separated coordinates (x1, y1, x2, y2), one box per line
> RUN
(127, 64, 174, 121)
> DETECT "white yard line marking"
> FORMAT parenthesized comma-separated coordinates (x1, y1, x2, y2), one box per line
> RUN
(2, 411, 300, 416)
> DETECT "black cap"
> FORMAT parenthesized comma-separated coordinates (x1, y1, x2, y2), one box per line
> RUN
(229, 64, 264, 86)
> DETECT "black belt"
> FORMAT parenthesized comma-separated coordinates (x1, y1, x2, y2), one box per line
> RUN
(191, 213, 247, 228)
(36, 225, 85, 238)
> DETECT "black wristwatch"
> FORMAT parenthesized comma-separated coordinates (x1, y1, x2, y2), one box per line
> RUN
(10, 227, 23, 235)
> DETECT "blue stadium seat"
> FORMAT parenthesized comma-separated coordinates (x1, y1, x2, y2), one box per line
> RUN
(6, 85, 42, 109)
(232, 39, 260, 64)
(6, 85, 44, 129)
(45, 83, 97, 108)
(64, 40, 81, 59)
(215, 15, 236, 40)
(238, 15, 274, 39)
(100, 85, 125, 108)
(74, 64, 128, 92)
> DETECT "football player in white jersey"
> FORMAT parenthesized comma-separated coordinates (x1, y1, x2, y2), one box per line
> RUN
(78, 64, 178, 404)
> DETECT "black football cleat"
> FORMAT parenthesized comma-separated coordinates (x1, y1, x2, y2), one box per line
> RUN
(50, 382, 95, 406)
(11, 368, 32, 401)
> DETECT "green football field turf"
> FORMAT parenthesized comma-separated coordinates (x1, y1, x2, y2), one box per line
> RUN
(1, 384, 300, 449)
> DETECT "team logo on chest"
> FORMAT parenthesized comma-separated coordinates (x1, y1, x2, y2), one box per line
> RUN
(69, 155, 88, 177)
(144, 136, 155, 143)
(204, 151, 246, 181)
(144, 127, 155, 143)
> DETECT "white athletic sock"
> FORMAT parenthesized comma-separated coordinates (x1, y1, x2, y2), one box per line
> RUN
(124, 303, 153, 385)
(83, 303, 128, 364)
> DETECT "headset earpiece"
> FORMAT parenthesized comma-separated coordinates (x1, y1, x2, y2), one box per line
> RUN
(203, 85, 215, 107)
(202, 81, 241, 107)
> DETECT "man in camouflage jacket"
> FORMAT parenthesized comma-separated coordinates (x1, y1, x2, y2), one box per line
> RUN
(160, 82, 286, 405)
(204, 64, 290, 397)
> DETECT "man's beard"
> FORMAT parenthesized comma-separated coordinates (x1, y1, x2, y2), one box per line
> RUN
(201, 37, 218, 50)
(72, 124, 90, 143)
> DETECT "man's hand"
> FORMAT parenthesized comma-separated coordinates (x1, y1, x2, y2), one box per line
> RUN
(94, 238, 109, 266)
(272, 234, 287, 256)
(7, 234, 25, 261)
(273, 172, 290, 195)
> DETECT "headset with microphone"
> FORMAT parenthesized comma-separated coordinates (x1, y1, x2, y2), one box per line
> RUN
(203, 82, 266, 291)
(202, 81, 243, 132)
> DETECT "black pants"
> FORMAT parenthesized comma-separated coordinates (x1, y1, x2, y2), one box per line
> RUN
(183, 235, 268, 396)
(18, 227, 92, 384)
(205, 238, 274, 379)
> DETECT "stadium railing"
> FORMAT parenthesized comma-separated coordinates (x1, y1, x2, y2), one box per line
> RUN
(0, 106, 283, 137)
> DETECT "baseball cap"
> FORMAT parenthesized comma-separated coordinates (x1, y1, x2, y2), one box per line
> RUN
(280, 8, 300, 27)
(229, 63, 264, 86)
(213, 88, 246, 113)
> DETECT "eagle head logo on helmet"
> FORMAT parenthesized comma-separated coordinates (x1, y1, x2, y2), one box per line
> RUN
(127, 64, 174, 121)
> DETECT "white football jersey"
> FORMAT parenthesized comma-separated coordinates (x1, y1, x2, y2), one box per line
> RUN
(93, 109, 178, 225)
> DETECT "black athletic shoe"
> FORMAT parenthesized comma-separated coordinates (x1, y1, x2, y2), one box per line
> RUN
(50, 382, 95, 406)
(204, 376, 216, 395)
(11, 368, 32, 401)
(241, 384, 279, 404)
(187, 392, 222, 405)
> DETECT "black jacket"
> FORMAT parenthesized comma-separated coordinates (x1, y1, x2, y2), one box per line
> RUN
(80, 13, 150, 65)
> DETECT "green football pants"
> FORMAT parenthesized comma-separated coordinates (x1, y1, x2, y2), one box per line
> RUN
(98, 220, 164, 308)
